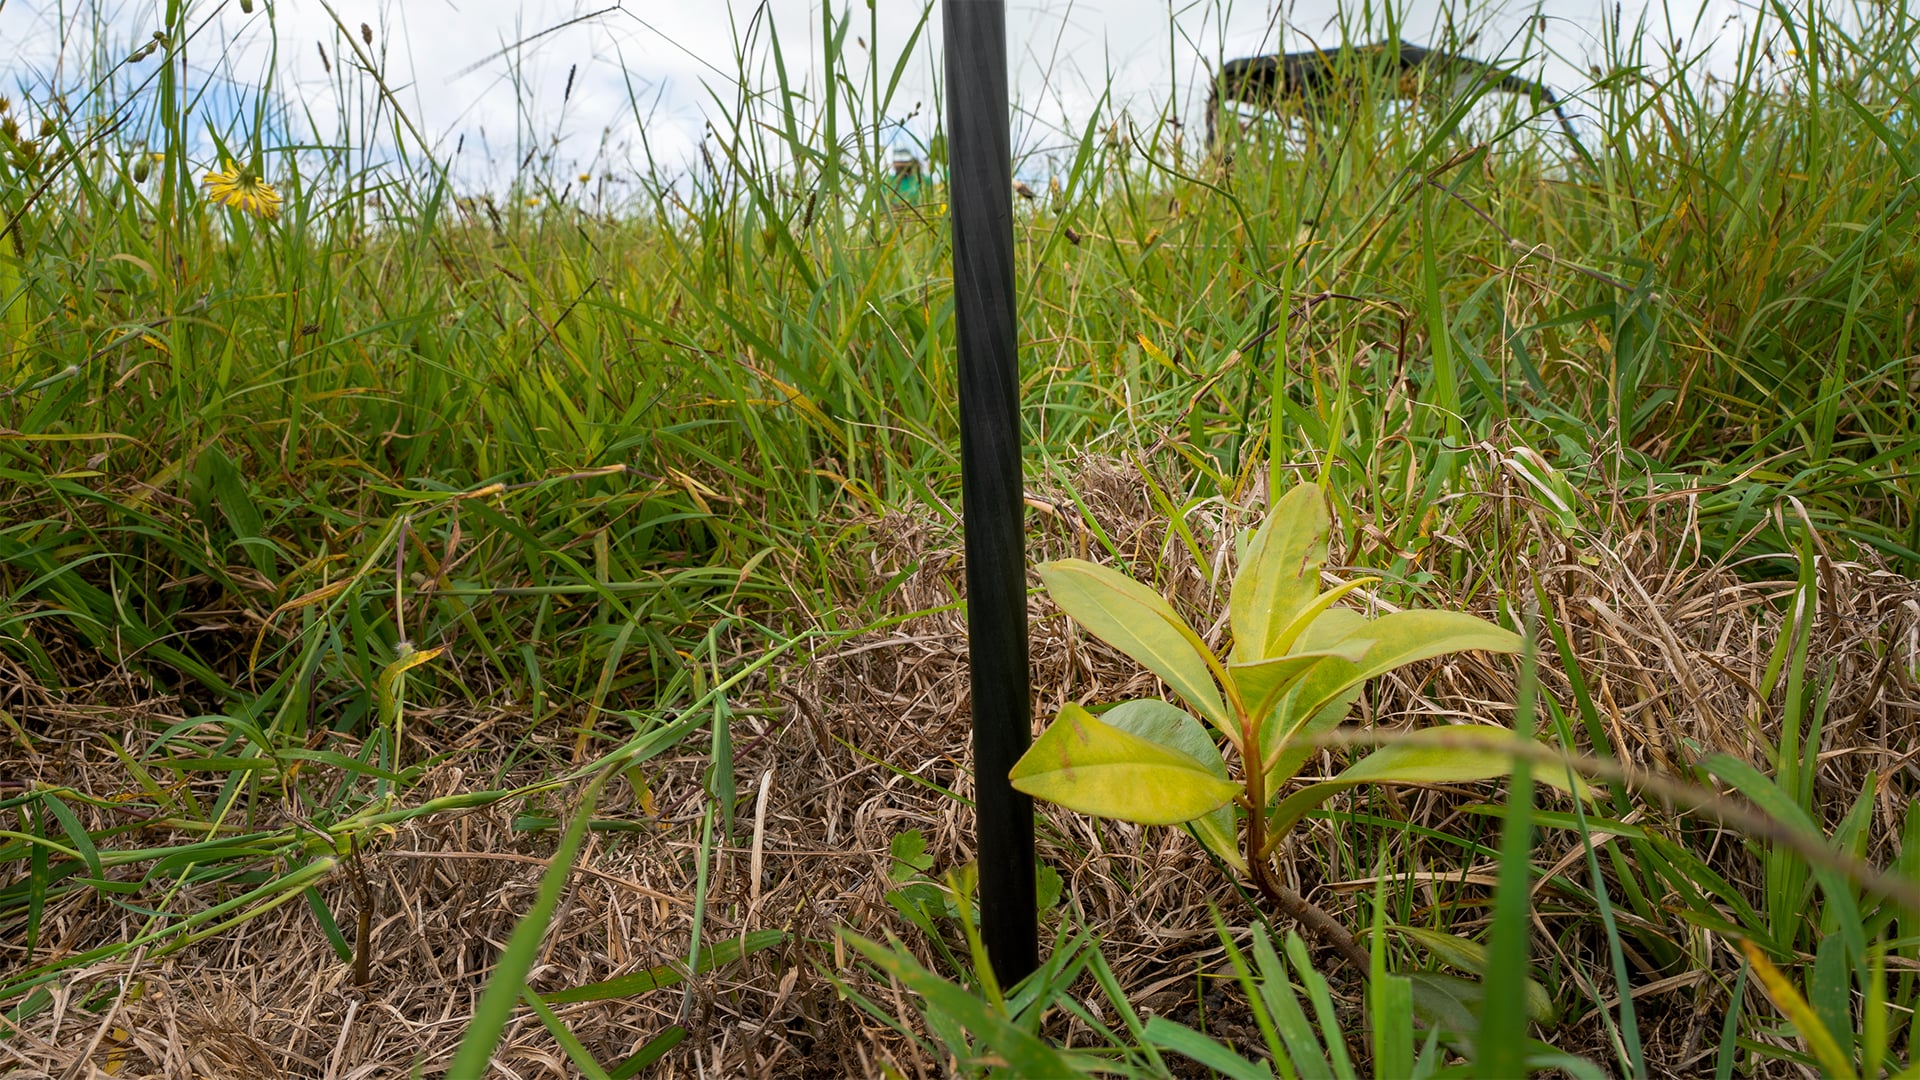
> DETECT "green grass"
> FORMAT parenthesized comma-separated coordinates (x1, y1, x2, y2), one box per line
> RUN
(2, 0, 1918, 1075)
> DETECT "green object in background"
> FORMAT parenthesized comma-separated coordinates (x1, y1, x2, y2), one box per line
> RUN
(888, 147, 927, 201)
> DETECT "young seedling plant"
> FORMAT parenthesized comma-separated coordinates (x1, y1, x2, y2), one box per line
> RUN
(1011, 482, 1580, 974)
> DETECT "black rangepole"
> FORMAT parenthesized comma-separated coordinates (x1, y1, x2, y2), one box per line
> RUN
(944, 0, 1038, 984)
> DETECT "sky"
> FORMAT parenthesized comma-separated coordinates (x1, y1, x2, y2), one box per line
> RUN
(1, 0, 1762, 189)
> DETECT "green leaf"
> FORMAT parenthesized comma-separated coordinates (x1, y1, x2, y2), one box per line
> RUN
(1339, 609, 1523, 688)
(1261, 611, 1524, 779)
(1230, 482, 1330, 664)
(523, 988, 615, 1080)
(1283, 931, 1360, 1080)
(1407, 971, 1484, 1041)
(1191, 802, 1246, 872)
(448, 775, 608, 1076)
(1266, 727, 1591, 840)
(544, 929, 787, 1003)
(1253, 931, 1337, 1080)
(1831, 774, 1877, 859)
(1480, 645, 1542, 1079)
(1039, 559, 1228, 730)
(1740, 939, 1859, 1080)
(1103, 699, 1244, 871)
(1036, 862, 1064, 910)
(1862, 950, 1888, 1080)
(1298, 606, 1367, 651)
(1370, 904, 1415, 1080)
(609, 1027, 685, 1080)
(1144, 1016, 1279, 1079)
(888, 830, 934, 881)
(1101, 699, 1223, 767)
(208, 446, 272, 575)
(1230, 643, 1371, 728)
(842, 931, 1101, 1078)
(1396, 927, 1549, 1014)
(39, 794, 101, 882)
(1394, 926, 1491, 973)
(1010, 703, 1241, 825)
(1260, 656, 1363, 779)
(1699, 753, 1867, 967)
(303, 887, 353, 963)
(1812, 936, 1853, 1066)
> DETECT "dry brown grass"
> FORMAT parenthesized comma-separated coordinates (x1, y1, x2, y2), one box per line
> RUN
(5, 456, 1918, 1078)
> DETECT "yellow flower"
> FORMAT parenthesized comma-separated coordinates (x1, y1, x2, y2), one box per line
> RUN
(577, 173, 591, 183)
(202, 159, 281, 219)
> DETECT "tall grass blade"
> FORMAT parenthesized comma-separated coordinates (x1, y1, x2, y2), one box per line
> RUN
(446, 771, 607, 1076)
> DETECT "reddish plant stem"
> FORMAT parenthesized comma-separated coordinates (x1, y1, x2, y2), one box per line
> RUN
(1239, 704, 1369, 977)
(1250, 853, 1372, 978)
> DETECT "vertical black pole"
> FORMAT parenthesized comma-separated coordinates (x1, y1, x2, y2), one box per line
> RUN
(944, 0, 1038, 985)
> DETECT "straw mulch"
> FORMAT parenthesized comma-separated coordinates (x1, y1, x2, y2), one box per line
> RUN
(5, 452, 1917, 1078)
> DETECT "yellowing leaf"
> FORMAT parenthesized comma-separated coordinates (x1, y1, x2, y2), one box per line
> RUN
(1230, 654, 1324, 719)
(1287, 609, 1524, 729)
(1229, 644, 1370, 730)
(1741, 939, 1859, 1080)
(1344, 609, 1523, 685)
(1039, 559, 1228, 732)
(1267, 577, 1379, 658)
(1100, 699, 1223, 769)
(375, 645, 445, 717)
(1256, 610, 1521, 780)
(1190, 797, 1246, 872)
(1297, 606, 1367, 651)
(1259, 655, 1362, 778)
(251, 579, 352, 672)
(1229, 483, 1329, 663)
(1331, 728, 1571, 785)
(1135, 333, 1183, 374)
(1265, 727, 1593, 840)
(1010, 703, 1241, 826)
(378, 644, 444, 685)
(1102, 699, 1244, 870)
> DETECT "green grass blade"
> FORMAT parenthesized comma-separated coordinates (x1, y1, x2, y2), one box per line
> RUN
(446, 771, 607, 1077)
(1475, 625, 1539, 1079)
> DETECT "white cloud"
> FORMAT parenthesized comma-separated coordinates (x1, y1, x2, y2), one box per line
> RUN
(0, 0, 1768, 190)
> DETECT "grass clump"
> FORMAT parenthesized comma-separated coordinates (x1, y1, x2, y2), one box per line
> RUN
(1, 0, 1918, 1076)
